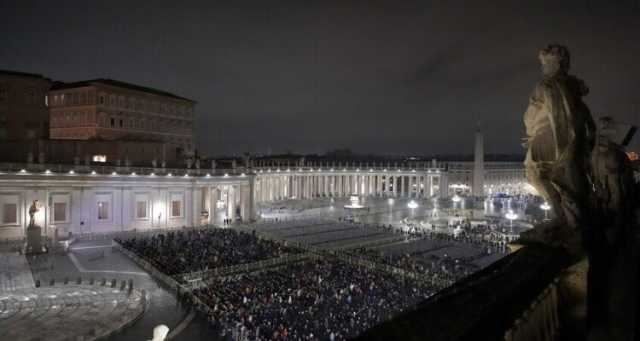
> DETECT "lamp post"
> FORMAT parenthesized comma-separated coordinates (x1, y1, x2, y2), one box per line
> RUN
(505, 210, 518, 235)
(452, 194, 461, 216)
(408, 200, 418, 216)
(407, 200, 418, 233)
(432, 198, 439, 219)
(540, 202, 551, 221)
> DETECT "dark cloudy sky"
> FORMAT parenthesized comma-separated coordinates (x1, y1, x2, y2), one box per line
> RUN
(2, 0, 639, 156)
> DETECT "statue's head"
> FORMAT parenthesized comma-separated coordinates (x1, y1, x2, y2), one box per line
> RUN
(539, 44, 570, 77)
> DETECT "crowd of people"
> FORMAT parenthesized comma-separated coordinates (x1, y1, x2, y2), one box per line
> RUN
(116, 197, 521, 340)
(192, 259, 432, 341)
(117, 229, 301, 278)
(347, 227, 510, 289)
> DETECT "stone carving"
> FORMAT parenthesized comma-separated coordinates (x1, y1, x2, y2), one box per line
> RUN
(28, 200, 40, 228)
(523, 44, 596, 231)
(585, 116, 638, 339)
(244, 154, 251, 168)
(522, 45, 639, 340)
(26, 199, 44, 254)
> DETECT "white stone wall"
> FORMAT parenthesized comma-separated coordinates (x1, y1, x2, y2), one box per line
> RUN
(0, 174, 252, 240)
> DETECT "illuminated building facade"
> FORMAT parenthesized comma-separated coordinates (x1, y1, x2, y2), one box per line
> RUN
(48, 79, 196, 157)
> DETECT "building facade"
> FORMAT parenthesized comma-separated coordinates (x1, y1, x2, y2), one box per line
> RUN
(48, 79, 196, 158)
(0, 165, 252, 240)
(0, 70, 52, 140)
(0, 157, 527, 240)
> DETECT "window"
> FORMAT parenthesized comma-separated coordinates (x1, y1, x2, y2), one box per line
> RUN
(92, 155, 107, 162)
(110, 118, 115, 127)
(171, 200, 181, 217)
(97, 201, 109, 220)
(53, 202, 66, 222)
(136, 201, 147, 219)
(119, 119, 123, 128)
(2, 203, 17, 224)
(99, 96, 104, 104)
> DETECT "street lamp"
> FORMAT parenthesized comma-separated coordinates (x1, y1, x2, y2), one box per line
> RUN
(452, 194, 461, 215)
(407, 200, 418, 228)
(407, 200, 418, 209)
(505, 210, 518, 234)
(540, 202, 551, 221)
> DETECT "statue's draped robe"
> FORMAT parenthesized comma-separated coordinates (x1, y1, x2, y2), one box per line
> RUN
(523, 74, 595, 228)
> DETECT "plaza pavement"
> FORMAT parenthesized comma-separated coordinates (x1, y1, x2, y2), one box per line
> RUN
(0, 239, 221, 341)
(0, 284, 144, 341)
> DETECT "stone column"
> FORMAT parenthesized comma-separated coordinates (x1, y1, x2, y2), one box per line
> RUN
(400, 176, 405, 198)
(411, 176, 416, 198)
(292, 175, 297, 199)
(392, 175, 396, 197)
(227, 186, 235, 222)
(439, 174, 448, 199)
(306, 175, 310, 199)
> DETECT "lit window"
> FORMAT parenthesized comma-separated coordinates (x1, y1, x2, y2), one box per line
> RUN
(92, 155, 107, 162)
(97, 201, 109, 220)
(53, 202, 66, 222)
(2, 203, 17, 224)
(171, 200, 181, 217)
(136, 201, 147, 219)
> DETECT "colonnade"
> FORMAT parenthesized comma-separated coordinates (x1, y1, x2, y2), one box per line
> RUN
(254, 170, 447, 203)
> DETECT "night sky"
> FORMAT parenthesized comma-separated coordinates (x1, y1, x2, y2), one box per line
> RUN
(2, 0, 639, 157)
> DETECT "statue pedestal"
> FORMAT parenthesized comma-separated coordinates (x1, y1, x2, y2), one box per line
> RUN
(25, 225, 46, 254)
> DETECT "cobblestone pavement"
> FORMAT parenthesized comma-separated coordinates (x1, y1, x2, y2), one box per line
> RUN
(0, 240, 222, 341)
(0, 253, 34, 292)
(0, 285, 145, 341)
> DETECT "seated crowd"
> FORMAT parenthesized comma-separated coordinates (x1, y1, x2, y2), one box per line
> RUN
(117, 229, 300, 278)
(349, 229, 509, 289)
(193, 259, 432, 341)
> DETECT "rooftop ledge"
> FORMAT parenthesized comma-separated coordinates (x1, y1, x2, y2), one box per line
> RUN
(355, 243, 570, 341)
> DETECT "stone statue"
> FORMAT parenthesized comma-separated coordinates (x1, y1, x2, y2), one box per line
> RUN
(28, 200, 39, 228)
(585, 116, 638, 340)
(521, 45, 640, 341)
(26, 199, 44, 254)
(244, 153, 251, 168)
(523, 44, 596, 230)
(148, 325, 169, 341)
